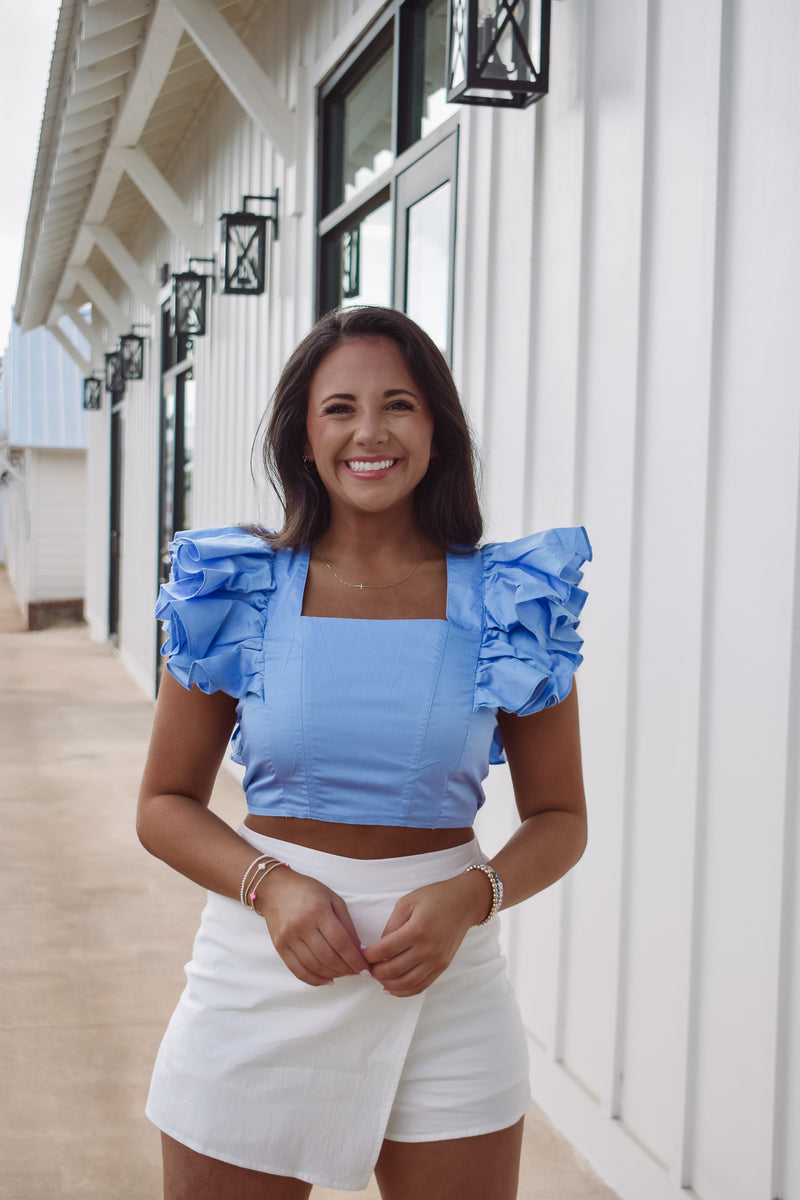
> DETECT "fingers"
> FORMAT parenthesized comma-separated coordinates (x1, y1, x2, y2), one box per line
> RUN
(261, 871, 371, 986)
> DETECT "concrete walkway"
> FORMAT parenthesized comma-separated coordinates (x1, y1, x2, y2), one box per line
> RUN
(0, 567, 619, 1200)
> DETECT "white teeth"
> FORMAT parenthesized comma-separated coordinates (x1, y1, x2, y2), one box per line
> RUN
(346, 459, 396, 472)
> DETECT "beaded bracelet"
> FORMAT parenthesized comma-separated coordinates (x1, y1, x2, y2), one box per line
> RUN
(465, 863, 504, 925)
(239, 855, 278, 907)
(247, 860, 288, 910)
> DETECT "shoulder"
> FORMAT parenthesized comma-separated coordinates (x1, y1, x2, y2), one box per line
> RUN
(165, 525, 278, 587)
(480, 526, 592, 590)
(155, 526, 283, 696)
(475, 527, 591, 728)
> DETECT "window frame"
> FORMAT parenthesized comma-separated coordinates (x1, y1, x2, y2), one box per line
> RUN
(315, 0, 460, 347)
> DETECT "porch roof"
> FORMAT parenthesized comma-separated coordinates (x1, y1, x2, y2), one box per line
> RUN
(13, 0, 276, 358)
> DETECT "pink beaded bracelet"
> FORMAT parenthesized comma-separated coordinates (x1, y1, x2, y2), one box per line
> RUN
(247, 860, 289, 910)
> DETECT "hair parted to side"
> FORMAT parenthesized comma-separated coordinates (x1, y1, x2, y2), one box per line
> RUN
(251, 307, 483, 549)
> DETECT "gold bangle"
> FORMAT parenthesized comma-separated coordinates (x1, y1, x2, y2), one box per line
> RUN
(247, 860, 289, 910)
(465, 863, 503, 925)
(240, 855, 278, 907)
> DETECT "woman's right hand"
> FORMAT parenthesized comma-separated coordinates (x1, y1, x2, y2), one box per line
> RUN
(253, 867, 372, 986)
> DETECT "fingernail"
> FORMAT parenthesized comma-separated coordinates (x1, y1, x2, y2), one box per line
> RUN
(325, 979, 334, 986)
(382, 988, 391, 995)
(359, 943, 367, 950)
(360, 969, 371, 978)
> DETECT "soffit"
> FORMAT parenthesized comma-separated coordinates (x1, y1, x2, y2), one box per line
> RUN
(15, 0, 262, 333)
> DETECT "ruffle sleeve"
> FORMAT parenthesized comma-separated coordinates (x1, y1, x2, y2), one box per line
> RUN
(155, 526, 275, 697)
(475, 527, 591, 763)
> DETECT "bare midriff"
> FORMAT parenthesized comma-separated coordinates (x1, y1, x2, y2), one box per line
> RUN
(243, 815, 474, 859)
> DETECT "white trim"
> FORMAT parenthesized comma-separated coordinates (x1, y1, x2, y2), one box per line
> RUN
(113, 147, 205, 256)
(167, 0, 296, 162)
(70, 267, 128, 339)
(46, 323, 91, 375)
(86, 224, 160, 312)
(311, 0, 393, 86)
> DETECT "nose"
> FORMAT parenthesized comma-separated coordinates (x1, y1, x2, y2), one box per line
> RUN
(353, 404, 388, 446)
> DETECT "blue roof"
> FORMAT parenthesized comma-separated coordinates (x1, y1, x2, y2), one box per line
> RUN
(1, 315, 87, 449)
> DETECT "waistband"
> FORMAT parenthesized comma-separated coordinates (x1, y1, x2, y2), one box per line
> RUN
(237, 824, 484, 894)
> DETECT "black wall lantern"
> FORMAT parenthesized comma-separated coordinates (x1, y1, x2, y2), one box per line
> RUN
(83, 375, 103, 410)
(219, 191, 279, 295)
(171, 258, 216, 337)
(446, 0, 551, 108)
(104, 350, 125, 397)
(119, 325, 150, 380)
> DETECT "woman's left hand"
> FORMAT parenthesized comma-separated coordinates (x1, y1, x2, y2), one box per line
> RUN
(362, 871, 489, 997)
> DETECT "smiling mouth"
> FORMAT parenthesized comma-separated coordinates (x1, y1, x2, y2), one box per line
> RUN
(345, 459, 398, 473)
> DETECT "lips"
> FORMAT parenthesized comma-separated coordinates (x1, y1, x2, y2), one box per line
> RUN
(344, 459, 398, 473)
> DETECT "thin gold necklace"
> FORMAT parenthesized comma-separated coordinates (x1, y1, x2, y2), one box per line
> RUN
(316, 548, 430, 591)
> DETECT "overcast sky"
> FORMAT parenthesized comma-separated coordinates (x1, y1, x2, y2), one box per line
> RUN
(0, 0, 62, 354)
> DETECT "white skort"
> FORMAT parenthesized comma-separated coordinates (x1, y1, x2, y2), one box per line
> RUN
(146, 829, 530, 1191)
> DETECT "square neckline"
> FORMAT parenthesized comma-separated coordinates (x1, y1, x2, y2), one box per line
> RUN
(298, 544, 453, 624)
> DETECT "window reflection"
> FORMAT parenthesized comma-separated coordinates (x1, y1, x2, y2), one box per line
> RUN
(405, 182, 451, 353)
(340, 202, 393, 309)
(420, 0, 449, 138)
(344, 48, 394, 202)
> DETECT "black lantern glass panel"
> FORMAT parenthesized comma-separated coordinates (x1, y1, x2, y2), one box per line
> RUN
(104, 350, 125, 395)
(220, 212, 269, 295)
(447, 0, 550, 108)
(119, 333, 145, 380)
(83, 376, 103, 411)
(172, 271, 208, 337)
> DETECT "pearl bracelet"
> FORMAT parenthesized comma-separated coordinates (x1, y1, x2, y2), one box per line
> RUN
(247, 859, 288, 910)
(239, 855, 278, 907)
(465, 863, 503, 925)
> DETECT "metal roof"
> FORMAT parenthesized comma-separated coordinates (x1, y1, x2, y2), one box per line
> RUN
(1, 319, 87, 450)
(14, 0, 267, 342)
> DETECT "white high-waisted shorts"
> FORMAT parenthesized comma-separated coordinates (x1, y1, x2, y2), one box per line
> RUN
(146, 828, 531, 1191)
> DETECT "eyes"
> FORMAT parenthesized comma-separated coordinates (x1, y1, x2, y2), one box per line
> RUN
(320, 398, 417, 417)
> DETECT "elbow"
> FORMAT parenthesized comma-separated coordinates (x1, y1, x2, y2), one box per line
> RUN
(135, 792, 162, 857)
(574, 815, 588, 866)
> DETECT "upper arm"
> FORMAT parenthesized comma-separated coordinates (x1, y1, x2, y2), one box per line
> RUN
(496, 685, 586, 825)
(138, 669, 238, 811)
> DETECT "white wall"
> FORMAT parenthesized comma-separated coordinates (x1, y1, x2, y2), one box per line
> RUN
(471, 4, 800, 1200)
(28, 449, 86, 602)
(80, 1, 799, 1198)
(2, 448, 86, 614)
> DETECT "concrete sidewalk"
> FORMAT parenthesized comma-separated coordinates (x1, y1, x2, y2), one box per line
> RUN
(0, 567, 618, 1200)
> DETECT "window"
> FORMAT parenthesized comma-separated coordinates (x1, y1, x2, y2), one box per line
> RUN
(318, 0, 458, 358)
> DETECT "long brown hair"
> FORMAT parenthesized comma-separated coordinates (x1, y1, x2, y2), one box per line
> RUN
(251, 307, 482, 549)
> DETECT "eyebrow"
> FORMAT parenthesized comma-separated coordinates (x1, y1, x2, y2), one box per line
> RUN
(320, 388, 420, 403)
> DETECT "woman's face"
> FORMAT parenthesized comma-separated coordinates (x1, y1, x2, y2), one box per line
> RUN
(305, 337, 436, 524)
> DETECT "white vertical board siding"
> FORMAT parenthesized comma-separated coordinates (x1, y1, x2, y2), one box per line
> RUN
(617, 0, 722, 1175)
(688, 2, 799, 1198)
(558, 0, 649, 1109)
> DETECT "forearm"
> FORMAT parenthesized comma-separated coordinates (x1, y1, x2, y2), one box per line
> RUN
(137, 792, 265, 902)
(485, 808, 587, 913)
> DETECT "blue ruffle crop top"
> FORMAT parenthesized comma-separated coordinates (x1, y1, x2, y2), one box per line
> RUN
(156, 525, 591, 829)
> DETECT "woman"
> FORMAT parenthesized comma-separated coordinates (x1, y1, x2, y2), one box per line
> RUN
(138, 306, 590, 1200)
